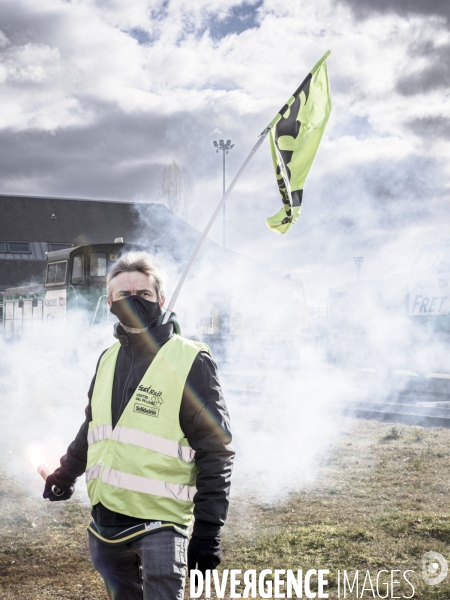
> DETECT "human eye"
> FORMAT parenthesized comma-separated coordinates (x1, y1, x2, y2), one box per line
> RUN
(139, 290, 153, 299)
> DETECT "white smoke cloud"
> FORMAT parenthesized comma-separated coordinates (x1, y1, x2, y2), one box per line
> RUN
(0, 0, 449, 507)
(0, 314, 116, 499)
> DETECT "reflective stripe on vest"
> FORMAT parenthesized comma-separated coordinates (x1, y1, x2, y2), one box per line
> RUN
(86, 466, 197, 503)
(88, 424, 195, 463)
(86, 462, 102, 482)
(87, 425, 112, 444)
(86, 334, 209, 525)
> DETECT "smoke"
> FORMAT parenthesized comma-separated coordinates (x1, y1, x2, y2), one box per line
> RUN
(132, 198, 450, 502)
(0, 312, 115, 500)
(129, 206, 399, 502)
(1, 197, 449, 509)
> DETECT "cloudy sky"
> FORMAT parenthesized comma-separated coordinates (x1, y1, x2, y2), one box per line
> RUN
(0, 0, 449, 300)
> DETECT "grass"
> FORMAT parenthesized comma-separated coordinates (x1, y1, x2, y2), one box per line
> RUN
(0, 471, 105, 599)
(381, 425, 404, 441)
(1, 418, 450, 598)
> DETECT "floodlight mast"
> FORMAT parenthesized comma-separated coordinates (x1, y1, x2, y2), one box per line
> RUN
(162, 132, 267, 324)
(213, 139, 234, 248)
(353, 256, 364, 281)
(162, 49, 332, 324)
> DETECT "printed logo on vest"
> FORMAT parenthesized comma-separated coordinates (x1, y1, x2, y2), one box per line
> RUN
(134, 403, 159, 418)
(136, 385, 164, 409)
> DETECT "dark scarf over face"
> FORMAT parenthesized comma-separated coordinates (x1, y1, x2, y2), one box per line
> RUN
(110, 296, 162, 330)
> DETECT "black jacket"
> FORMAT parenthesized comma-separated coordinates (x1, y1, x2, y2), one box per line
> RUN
(55, 322, 234, 536)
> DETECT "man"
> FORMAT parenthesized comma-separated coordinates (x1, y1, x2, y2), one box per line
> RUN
(43, 252, 234, 600)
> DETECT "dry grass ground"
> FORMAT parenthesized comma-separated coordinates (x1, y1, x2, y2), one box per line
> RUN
(1, 418, 449, 599)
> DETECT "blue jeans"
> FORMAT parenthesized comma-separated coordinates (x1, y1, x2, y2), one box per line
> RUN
(89, 529, 187, 600)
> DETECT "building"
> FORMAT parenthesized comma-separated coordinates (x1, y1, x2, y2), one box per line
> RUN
(0, 193, 212, 291)
(0, 194, 311, 356)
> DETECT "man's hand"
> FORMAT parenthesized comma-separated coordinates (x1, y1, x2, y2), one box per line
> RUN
(43, 473, 75, 502)
(188, 521, 222, 575)
(188, 536, 222, 575)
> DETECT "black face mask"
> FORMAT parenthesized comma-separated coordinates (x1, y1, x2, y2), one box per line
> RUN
(110, 296, 162, 330)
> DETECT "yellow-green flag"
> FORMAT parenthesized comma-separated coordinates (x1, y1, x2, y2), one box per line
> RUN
(266, 51, 331, 234)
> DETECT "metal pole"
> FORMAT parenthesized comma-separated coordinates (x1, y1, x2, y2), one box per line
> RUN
(162, 131, 269, 324)
(91, 294, 108, 350)
(223, 147, 226, 248)
(353, 256, 364, 282)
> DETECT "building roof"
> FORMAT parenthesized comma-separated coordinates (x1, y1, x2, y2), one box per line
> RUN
(0, 193, 272, 292)
(0, 193, 198, 246)
(0, 194, 209, 290)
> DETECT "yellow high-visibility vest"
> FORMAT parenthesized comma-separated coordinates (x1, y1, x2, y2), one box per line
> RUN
(86, 334, 209, 526)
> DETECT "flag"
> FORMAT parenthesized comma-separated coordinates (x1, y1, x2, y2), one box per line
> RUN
(266, 51, 331, 234)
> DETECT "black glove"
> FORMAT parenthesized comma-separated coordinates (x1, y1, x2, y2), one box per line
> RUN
(188, 521, 222, 575)
(43, 473, 75, 502)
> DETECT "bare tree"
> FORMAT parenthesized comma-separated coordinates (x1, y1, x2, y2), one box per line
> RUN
(158, 160, 196, 222)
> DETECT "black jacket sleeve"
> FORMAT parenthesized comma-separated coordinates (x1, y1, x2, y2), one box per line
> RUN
(54, 407, 91, 485)
(180, 351, 234, 536)
(54, 352, 105, 485)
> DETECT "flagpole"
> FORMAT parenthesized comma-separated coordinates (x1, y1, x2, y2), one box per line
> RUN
(162, 130, 270, 324)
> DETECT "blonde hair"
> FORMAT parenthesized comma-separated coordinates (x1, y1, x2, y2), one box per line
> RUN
(107, 252, 168, 301)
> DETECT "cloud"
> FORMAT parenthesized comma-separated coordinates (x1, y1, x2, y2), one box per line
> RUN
(407, 116, 450, 139)
(207, 0, 263, 40)
(0, 0, 449, 300)
(0, 101, 171, 198)
(336, 0, 450, 23)
(396, 41, 450, 95)
(127, 27, 155, 46)
(0, 43, 62, 84)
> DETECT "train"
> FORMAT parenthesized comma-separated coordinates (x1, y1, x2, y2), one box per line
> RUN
(0, 239, 140, 339)
(327, 238, 450, 373)
(2, 235, 448, 374)
(200, 274, 311, 364)
(0, 239, 312, 363)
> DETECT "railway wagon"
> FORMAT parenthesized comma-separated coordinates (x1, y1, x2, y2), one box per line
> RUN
(1, 239, 140, 339)
(327, 239, 450, 374)
(1, 237, 318, 367)
(199, 274, 314, 365)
